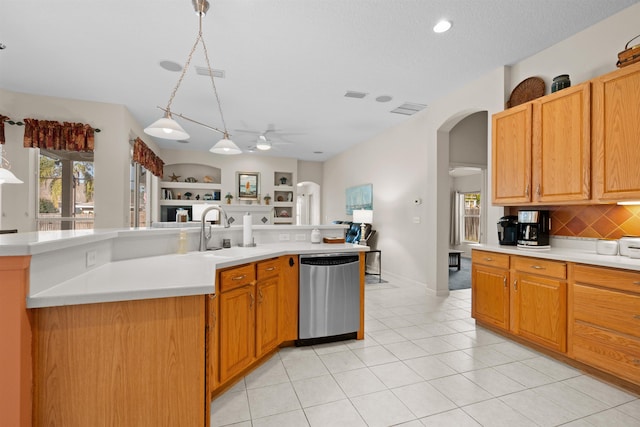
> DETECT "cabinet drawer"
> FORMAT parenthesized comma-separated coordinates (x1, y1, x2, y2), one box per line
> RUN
(572, 322, 640, 385)
(513, 256, 566, 279)
(219, 264, 256, 293)
(574, 264, 640, 293)
(257, 258, 280, 281)
(573, 284, 640, 339)
(472, 250, 509, 269)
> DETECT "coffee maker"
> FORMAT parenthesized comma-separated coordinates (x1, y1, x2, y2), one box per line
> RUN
(517, 210, 550, 248)
(497, 216, 518, 245)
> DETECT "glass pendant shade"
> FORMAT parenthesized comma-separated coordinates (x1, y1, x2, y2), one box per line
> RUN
(0, 167, 23, 184)
(210, 137, 241, 155)
(144, 116, 190, 140)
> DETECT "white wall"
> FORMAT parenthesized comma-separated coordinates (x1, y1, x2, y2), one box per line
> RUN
(449, 111, 488, 168)
(0, 88, 160, 230)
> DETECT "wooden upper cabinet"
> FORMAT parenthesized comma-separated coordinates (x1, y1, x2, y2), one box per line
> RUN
(532, 83, 591, 203)
(593, 62, 640, 201)
(492, 103, 533, 204)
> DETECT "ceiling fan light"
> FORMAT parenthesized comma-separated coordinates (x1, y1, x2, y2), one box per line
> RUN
(256, 138, 271, 150)
(210, 137, 242, 155)
(144, 116, 190, 140)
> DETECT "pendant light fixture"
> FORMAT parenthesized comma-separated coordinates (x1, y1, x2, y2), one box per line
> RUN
(0, 147, 22, 185)
(145, 0, 241, 155)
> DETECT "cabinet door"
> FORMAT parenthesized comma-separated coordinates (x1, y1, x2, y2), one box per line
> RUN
(219, 285, 255, 383)
(492, 103, 532, 204)
(278, 255, 299, 342)
(472, 263, 510, 330)
(256, 277, 279, 357)
(532, 83, 591, 203)
(593, 62, 640, 201)
(512, 272, 567, 352)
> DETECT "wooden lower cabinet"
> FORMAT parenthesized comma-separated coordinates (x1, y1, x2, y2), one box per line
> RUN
(33, 296, 206, 427)
(471, 250, 510, 330)
(570, 264, 640, 385)
(278, 255, 299, 342)
(256, 259, 280, 357)
(217, 264, 257, 384)
(472, 251, 567, 353)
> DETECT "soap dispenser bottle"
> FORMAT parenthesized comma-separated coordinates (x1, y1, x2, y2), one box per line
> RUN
(311, 228, 321, 244)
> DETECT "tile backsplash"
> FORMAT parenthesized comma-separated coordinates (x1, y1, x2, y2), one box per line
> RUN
(525, 205, 640, 239)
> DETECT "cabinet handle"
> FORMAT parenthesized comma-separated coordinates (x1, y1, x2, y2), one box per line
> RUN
(503, 276, 507, 288)
(484, 257, 493, 262)
(531, 265, 545, 270)
(513, 279, 518, 291)
(633, 281, 640, 286)
(265, 267, 276, 271)
(536, 184, 541, 197)
(250, 292, 254, 308)
(232, 274, 246, 281)
(525, 184, 529, 197)
(259, 289, 264, 303)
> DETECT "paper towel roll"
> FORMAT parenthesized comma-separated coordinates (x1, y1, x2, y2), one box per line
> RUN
(243, 213, 252, 246)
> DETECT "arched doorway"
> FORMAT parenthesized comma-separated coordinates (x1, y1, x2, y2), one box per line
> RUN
(296, 181, 320, 225)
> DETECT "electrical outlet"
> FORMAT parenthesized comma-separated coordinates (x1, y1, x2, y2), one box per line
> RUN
(279, 234, 290, 241)
(86, 250, 97, 267)
(295, 234, 306, 241)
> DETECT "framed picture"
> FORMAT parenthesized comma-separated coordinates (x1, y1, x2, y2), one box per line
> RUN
(237, 172, 260, 201)
(346, 183, 373, 214)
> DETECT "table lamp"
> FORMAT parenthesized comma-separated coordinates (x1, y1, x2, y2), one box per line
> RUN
(352, 209, 373, 245)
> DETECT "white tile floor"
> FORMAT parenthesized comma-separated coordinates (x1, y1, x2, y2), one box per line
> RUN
(211, 278, 640, 427)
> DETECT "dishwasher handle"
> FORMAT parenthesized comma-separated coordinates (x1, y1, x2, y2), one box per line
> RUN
(300, 253, 359, 266)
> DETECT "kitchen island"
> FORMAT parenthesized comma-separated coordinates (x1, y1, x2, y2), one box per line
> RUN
(0, 225, 366, 427)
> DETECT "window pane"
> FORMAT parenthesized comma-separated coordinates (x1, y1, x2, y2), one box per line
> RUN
(462, 192, 480, 242)
(38, 151, 94, 231)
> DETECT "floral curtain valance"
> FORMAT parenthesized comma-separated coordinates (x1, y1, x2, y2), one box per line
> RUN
(0, 115, 9, 144)
(133, 138, 164, 178)
(23, 119, 95, 152)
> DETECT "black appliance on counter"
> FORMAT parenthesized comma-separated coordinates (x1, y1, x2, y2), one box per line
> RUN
(497, 216, 518, 245)
(517, 210, 550, 248)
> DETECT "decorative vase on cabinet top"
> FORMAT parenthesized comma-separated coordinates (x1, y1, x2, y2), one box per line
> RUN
(551, 74, 571, 93)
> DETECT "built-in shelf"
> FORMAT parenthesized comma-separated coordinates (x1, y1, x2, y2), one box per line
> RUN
(160, 182, 221, 190)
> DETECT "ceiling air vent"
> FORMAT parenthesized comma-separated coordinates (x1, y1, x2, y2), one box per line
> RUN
(195, 66, 225, 78)
(391, 102, 427, 115)
(344, 91, 368, 99)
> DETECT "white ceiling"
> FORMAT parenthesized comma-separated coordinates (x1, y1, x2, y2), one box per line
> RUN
(1, 0, 637, 161)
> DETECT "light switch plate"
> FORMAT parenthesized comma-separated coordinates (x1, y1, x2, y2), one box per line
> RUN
(86, 250, 97, 267)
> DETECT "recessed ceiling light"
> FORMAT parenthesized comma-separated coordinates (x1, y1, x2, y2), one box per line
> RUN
(177, 139, 189, 143)
(376, 95, 393, 103)
(344, 91, 368, 99)
(433, 20, 452, 33)
(313, 151, 323, 154)
(159, 60, 183, 72)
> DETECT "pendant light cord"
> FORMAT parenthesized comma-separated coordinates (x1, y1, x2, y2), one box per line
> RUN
(164, 8, 229, 137)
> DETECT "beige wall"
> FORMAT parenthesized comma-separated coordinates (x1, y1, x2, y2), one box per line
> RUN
(0, 89, 160, 230)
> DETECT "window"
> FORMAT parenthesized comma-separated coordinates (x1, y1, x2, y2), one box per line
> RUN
(130, 160, 150, 227)
(460, 192, 480, 242)
(38, 150, 94, 230)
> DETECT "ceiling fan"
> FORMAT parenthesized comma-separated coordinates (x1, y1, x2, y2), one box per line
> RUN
(234, 125, 302, 152)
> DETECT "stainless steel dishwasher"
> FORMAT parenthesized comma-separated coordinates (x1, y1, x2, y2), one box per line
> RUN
(297, 253, 360, 346)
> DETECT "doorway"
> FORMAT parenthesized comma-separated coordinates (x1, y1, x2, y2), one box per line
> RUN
(296, 181, 320, 225)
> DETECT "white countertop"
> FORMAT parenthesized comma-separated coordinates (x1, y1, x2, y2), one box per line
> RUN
(472, 243, 640, 272)
(25, 241, 367, 308)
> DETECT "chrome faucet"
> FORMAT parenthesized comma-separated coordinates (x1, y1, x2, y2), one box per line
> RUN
(199, 205, 230, 251)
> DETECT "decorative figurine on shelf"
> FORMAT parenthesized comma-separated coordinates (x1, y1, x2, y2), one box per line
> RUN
(264, 194, 271, 205)
(176, 192, 182, 200)
(184, 192, 193, 200)
(280, 176, 288, 185)
(169, 172, 181, 182)
(203, 175, 214, 183)
(185, 177, 197, 183)
(225, 192, 233, 204)
(195, 194, 200, 200)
